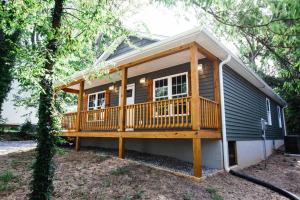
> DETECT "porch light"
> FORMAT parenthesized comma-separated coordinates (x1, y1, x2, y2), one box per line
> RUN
(109, 85, 115, 91)
(139, 77, 146, 85)
(198, 64, 203, 73)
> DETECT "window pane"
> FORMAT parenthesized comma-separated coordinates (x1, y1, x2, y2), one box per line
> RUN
(155, 78, 168, 99)
(126, 89, 132, 97)
(97, 93, 105, 108)
(88, 94, 96, 110)
(172, 74, 187, 98)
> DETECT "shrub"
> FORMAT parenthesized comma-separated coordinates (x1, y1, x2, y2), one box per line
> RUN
(20, 120, 36, 138)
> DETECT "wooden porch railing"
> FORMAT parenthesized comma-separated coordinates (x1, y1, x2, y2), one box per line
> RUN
(125, 97, 192, 129)
(62, 112, 77, 130)
(199, 96, 220, 129)
(80, 106, 121, 131)
(61, 96, 220, 131)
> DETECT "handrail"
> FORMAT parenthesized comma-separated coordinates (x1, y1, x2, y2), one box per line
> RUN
(199, 96, 219, 104)
(61, 96, 220, 131)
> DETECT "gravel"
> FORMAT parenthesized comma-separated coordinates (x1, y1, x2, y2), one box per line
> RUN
(0, 140, 37, 155)
(83, 146, 219, 176)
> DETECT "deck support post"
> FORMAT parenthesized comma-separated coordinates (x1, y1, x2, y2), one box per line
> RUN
(213, 60, 221, 131)
(190, 44, 200, 131)
(75, 81, 84, 151)
(119, 68, 127, 131)
(76, 80, 84, 132)
(75, 137, 80, 151)
(118, 137, 124, 158)
(193, 138, 202, 177)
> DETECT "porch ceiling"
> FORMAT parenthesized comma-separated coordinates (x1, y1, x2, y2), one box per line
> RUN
(68, 50, 205, 90)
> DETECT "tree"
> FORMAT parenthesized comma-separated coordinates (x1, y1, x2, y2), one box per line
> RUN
(158, 0, 300, 133)
(29, 0, 64, 198)
(0, 2, 20, 118)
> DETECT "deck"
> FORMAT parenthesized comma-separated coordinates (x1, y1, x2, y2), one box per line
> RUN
(61, 96, 220, 132)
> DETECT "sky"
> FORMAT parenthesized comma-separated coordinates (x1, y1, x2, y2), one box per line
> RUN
(123, 2, 199, 37)
(122, 1, 239, 55)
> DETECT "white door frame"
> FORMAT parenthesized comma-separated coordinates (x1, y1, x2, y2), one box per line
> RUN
(119, 83, 135, 131)
(119, 83, 135, 105)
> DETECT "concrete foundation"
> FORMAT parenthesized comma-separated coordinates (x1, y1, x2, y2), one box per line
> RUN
(80, 137, 223, 169)
(236, 139, 284, 168)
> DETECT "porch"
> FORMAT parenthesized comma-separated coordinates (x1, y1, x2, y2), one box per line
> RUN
(57, 42, 222, 177)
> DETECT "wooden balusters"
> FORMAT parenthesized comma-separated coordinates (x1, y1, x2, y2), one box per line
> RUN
(123, 97, 191, 129)
(199, 97, 219, 129)
(62, 96, 221, 131)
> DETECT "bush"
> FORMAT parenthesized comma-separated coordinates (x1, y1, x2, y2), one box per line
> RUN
(20, 120, 36, 138)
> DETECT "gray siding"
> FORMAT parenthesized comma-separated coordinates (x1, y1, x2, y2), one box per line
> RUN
(223, 66, 284, 140)
(85, 59, 214, 107)
(106, 36, 158, 60)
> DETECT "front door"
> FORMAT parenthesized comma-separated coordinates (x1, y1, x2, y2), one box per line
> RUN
(119, 84, 135, 130)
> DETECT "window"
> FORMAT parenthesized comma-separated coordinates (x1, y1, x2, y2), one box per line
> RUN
(87, 91, 106, 121)
(154, 78, 168, 101)
(266, 98, 272, 125)
(277, 106, 282, 128)
(153, 73, 188, 116)
(88, 92, 105, 110)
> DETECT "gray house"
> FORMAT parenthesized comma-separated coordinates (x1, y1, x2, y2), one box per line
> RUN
(56, 28, 286, 177)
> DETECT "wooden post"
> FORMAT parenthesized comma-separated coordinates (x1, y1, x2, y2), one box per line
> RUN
(190, 44, 200, 130)
(76, 81, 84, 132)
(75, 137, 80, 151)
(213, 60, 220, 103)
(119, 68, 127, 131)
(213, 60, 221, 131)
(193, 138, 202, 177)
(118, 137, 124, 158)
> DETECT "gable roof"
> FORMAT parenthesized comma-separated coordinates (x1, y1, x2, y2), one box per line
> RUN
(97, 33, 165, 62)
(56, 27, 286, 106)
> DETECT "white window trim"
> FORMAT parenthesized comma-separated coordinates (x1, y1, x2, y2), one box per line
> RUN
(88, 91, 106, 110)
(153, 72, 189, 101)
(266, 98, 272, 125)
(153, 72, 189, 117)
(87, 91, 106, 122)
(277, 106, 282, 128)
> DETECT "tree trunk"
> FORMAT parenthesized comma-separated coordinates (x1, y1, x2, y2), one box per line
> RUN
(30, 0, 64, 199)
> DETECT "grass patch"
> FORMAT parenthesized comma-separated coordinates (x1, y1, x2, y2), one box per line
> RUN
(102, 179, 111, 188)
(182, 193, 192, 200)
(56, 147, 68, 156)
(0, 171, 15, 183)
(0, 171, 16, 192)
(10, 159, 22, 168)
(132, 190, 144, 199)
(110, 166, 130, 176)
(27, 160, 36, 171)
(206, 188, 223, 200)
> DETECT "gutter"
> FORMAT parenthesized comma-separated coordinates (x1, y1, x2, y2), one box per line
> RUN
(219, 54, 232, 172)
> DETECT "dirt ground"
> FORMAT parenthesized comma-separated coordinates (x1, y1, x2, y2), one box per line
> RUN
(0, 148, 299, 200)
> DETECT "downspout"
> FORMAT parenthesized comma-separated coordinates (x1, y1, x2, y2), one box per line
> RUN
(219, 55, 231, 172)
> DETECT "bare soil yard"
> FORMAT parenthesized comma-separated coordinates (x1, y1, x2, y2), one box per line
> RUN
(0, 147, 299, 200)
